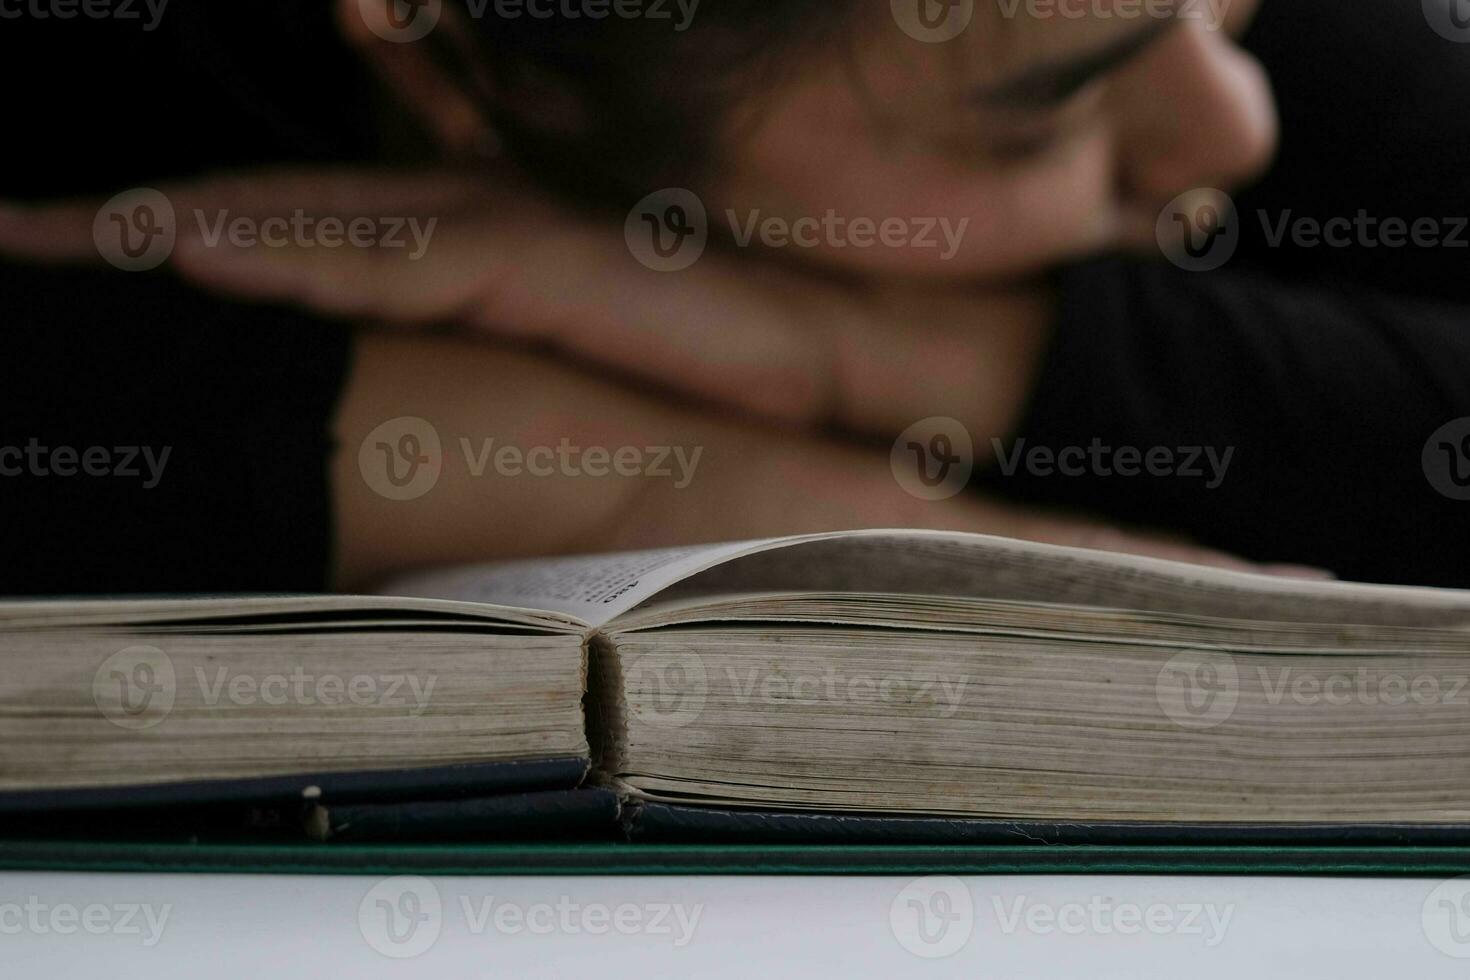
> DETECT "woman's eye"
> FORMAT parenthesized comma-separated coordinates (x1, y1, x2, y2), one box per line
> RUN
(980, 86, 1105, 164)
(988, 129, 1062, 162)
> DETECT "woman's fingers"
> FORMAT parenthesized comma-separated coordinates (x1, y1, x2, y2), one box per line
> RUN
(0, 170, 841, 422)
(176, 186, 846, 421)
(170, 216, 493, 324)
(0, 199, 109, 261)
(0, 169, 1048, 446)
(0, 169, 488, 267)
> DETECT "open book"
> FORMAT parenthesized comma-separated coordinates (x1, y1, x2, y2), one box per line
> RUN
(6, 530, 1470, 829)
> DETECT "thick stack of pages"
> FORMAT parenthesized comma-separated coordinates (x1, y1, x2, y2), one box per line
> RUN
(4, 530, 1470, 836)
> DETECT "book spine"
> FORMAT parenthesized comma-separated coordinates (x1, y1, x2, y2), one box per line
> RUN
(584, 632, 631, 794)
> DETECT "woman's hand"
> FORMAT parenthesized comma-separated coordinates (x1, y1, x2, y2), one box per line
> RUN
(0, 169, 1052, 456)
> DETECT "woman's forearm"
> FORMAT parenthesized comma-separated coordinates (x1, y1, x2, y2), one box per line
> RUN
(331, 332, 1272, 590)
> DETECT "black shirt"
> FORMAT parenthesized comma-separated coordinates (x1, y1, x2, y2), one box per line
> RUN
(3, 4, 361, 593)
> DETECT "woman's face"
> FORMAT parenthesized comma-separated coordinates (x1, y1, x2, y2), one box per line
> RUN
(710, 0, 1276, 279)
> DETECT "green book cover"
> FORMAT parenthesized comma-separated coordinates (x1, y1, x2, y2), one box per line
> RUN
(5, 839, 1470, 878)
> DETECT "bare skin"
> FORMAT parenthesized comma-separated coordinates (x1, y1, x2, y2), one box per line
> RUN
(334, 332, 1271, 588)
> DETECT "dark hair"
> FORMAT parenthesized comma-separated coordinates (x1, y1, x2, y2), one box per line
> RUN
(441, 0, 858, 206)
(176, 2, 856, 206)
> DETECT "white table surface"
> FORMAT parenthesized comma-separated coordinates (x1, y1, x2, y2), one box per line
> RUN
(5, 872, 1470, 977)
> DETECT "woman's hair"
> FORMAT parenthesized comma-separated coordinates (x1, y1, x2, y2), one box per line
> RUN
(178, 2, 858, 206)
(443, 0, 859, 205)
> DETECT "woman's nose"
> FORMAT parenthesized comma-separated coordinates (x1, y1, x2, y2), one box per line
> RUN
(1112, 24, 1279, 207)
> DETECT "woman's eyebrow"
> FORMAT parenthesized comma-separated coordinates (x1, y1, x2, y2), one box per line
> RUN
(969, 16, 1180, 109)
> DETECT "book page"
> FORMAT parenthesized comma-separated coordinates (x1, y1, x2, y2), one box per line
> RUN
(379, 541, 782, 628)
(643, 532, 1470, 629)
(382, 530, 1470, 631)
(0, 594, 574, 631)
